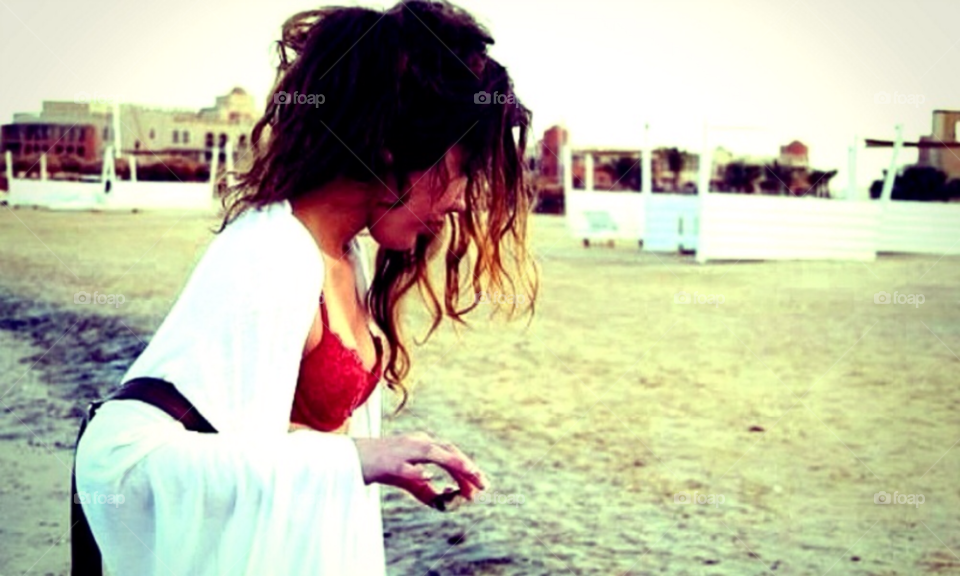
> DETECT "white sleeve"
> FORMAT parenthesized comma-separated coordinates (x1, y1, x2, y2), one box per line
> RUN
(123, 205, 322, 436)
(82, 207, 384, 575)
(146, 418, 372, 575)
(78, 400, 378, 575)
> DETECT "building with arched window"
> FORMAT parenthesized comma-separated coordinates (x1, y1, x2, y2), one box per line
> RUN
(1, 87, 255, 166)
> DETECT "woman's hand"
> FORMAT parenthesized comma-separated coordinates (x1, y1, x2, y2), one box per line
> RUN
(353, 432, 488, 508)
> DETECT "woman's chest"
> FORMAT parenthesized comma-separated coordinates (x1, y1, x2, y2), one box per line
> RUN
(303, 261, 379, 371)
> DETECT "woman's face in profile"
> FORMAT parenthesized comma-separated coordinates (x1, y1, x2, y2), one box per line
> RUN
(368, 146, 468, 251)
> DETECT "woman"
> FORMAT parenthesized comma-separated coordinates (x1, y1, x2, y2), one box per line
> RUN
(73, 1, 535, 575)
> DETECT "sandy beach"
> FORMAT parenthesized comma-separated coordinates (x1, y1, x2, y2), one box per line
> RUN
(0, 205, 958, 575)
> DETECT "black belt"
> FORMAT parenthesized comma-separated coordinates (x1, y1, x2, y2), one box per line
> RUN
(70, 377, 217, 576)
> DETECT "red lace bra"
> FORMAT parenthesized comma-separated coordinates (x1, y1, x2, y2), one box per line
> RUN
(290, 295, 383, 432)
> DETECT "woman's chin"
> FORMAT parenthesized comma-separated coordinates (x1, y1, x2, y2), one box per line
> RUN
(369, 231, 419, 252)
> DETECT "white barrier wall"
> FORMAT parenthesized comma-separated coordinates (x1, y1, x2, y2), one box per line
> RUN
(8, 179, 216, 211)
(878, 201, 960, 255)
(644, 194, 700, 251)
(108, 181, 217, 211)
(564, 192, 702, 250)
(565, 190, 645, 241)
(696, 194, 881, 262)
(8, 179, 105, 209)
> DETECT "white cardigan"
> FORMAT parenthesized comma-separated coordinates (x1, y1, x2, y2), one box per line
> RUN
(75, 199, 386, 575)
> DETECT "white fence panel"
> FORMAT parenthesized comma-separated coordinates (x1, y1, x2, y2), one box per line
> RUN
(107, 181, 216, 211)
(565, 190, 645, 242)
(8, 179, 104, 209)
(644, 194, 700, 251)
(878, 201, 960, 255)
(7, 179, 216, 211)
(697, 194, 881, 262)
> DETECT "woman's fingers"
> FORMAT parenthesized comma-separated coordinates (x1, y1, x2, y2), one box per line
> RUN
(355, 433, 488, 510)
(395, 463, 443, 507)
(411, 440, 485, 500)
(439, 442, 488, 490)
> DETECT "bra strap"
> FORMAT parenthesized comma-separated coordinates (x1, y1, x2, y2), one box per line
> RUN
(319, 293, 330, 328)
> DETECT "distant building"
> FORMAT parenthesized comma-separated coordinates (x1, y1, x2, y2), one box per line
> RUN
(917, 110, 960, 180)
(0, 123, 100, 160)
(529, 125, 828, 198)
(1, 87, 256, 165)
(539, 125, 568, 182)
(778, 140, 809, 167)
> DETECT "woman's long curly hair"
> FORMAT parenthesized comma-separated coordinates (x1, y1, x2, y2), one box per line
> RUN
(215, 0, 537, 411)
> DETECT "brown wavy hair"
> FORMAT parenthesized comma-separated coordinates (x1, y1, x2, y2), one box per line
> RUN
(215, 0, 537, 411)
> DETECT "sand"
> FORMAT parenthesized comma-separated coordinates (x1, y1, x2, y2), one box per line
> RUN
(0, 204, 958, 575)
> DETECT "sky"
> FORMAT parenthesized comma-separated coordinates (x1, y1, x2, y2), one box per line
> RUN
(1, 0, 959, 193)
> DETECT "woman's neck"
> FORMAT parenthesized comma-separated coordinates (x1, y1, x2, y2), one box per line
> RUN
(290, 178, 372, 261)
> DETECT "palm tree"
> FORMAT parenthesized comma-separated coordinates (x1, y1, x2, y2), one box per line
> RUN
(805, 169, 837, 198)
(723, 162, 763, 193)
(761, 161, 793, 195)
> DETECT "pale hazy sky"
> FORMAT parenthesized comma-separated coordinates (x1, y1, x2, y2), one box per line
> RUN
(1, 0, 959, 191)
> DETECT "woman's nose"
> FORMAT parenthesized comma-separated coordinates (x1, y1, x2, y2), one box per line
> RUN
(448, 181, 468, 213)
(450, 193, 467, 214)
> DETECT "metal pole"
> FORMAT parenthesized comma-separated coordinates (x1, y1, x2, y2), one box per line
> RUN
(847, 134, 858, 200)
(225, 140, 235, 187)
(698, 122, 710, 196)
(695, 122, 710, 264)
(879, 124, 903, 203)
(642, 123, 652, 195)
(584, 151, 594, 192)
(209, 148, 220, 197)
(112, 101, 122, 155)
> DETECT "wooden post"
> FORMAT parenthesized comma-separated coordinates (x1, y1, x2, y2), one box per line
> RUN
(40, 152, 47, 181)
(5, 150, 13, 183)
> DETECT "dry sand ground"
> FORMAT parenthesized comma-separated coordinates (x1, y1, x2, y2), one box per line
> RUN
(0, 205, 958, 575)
